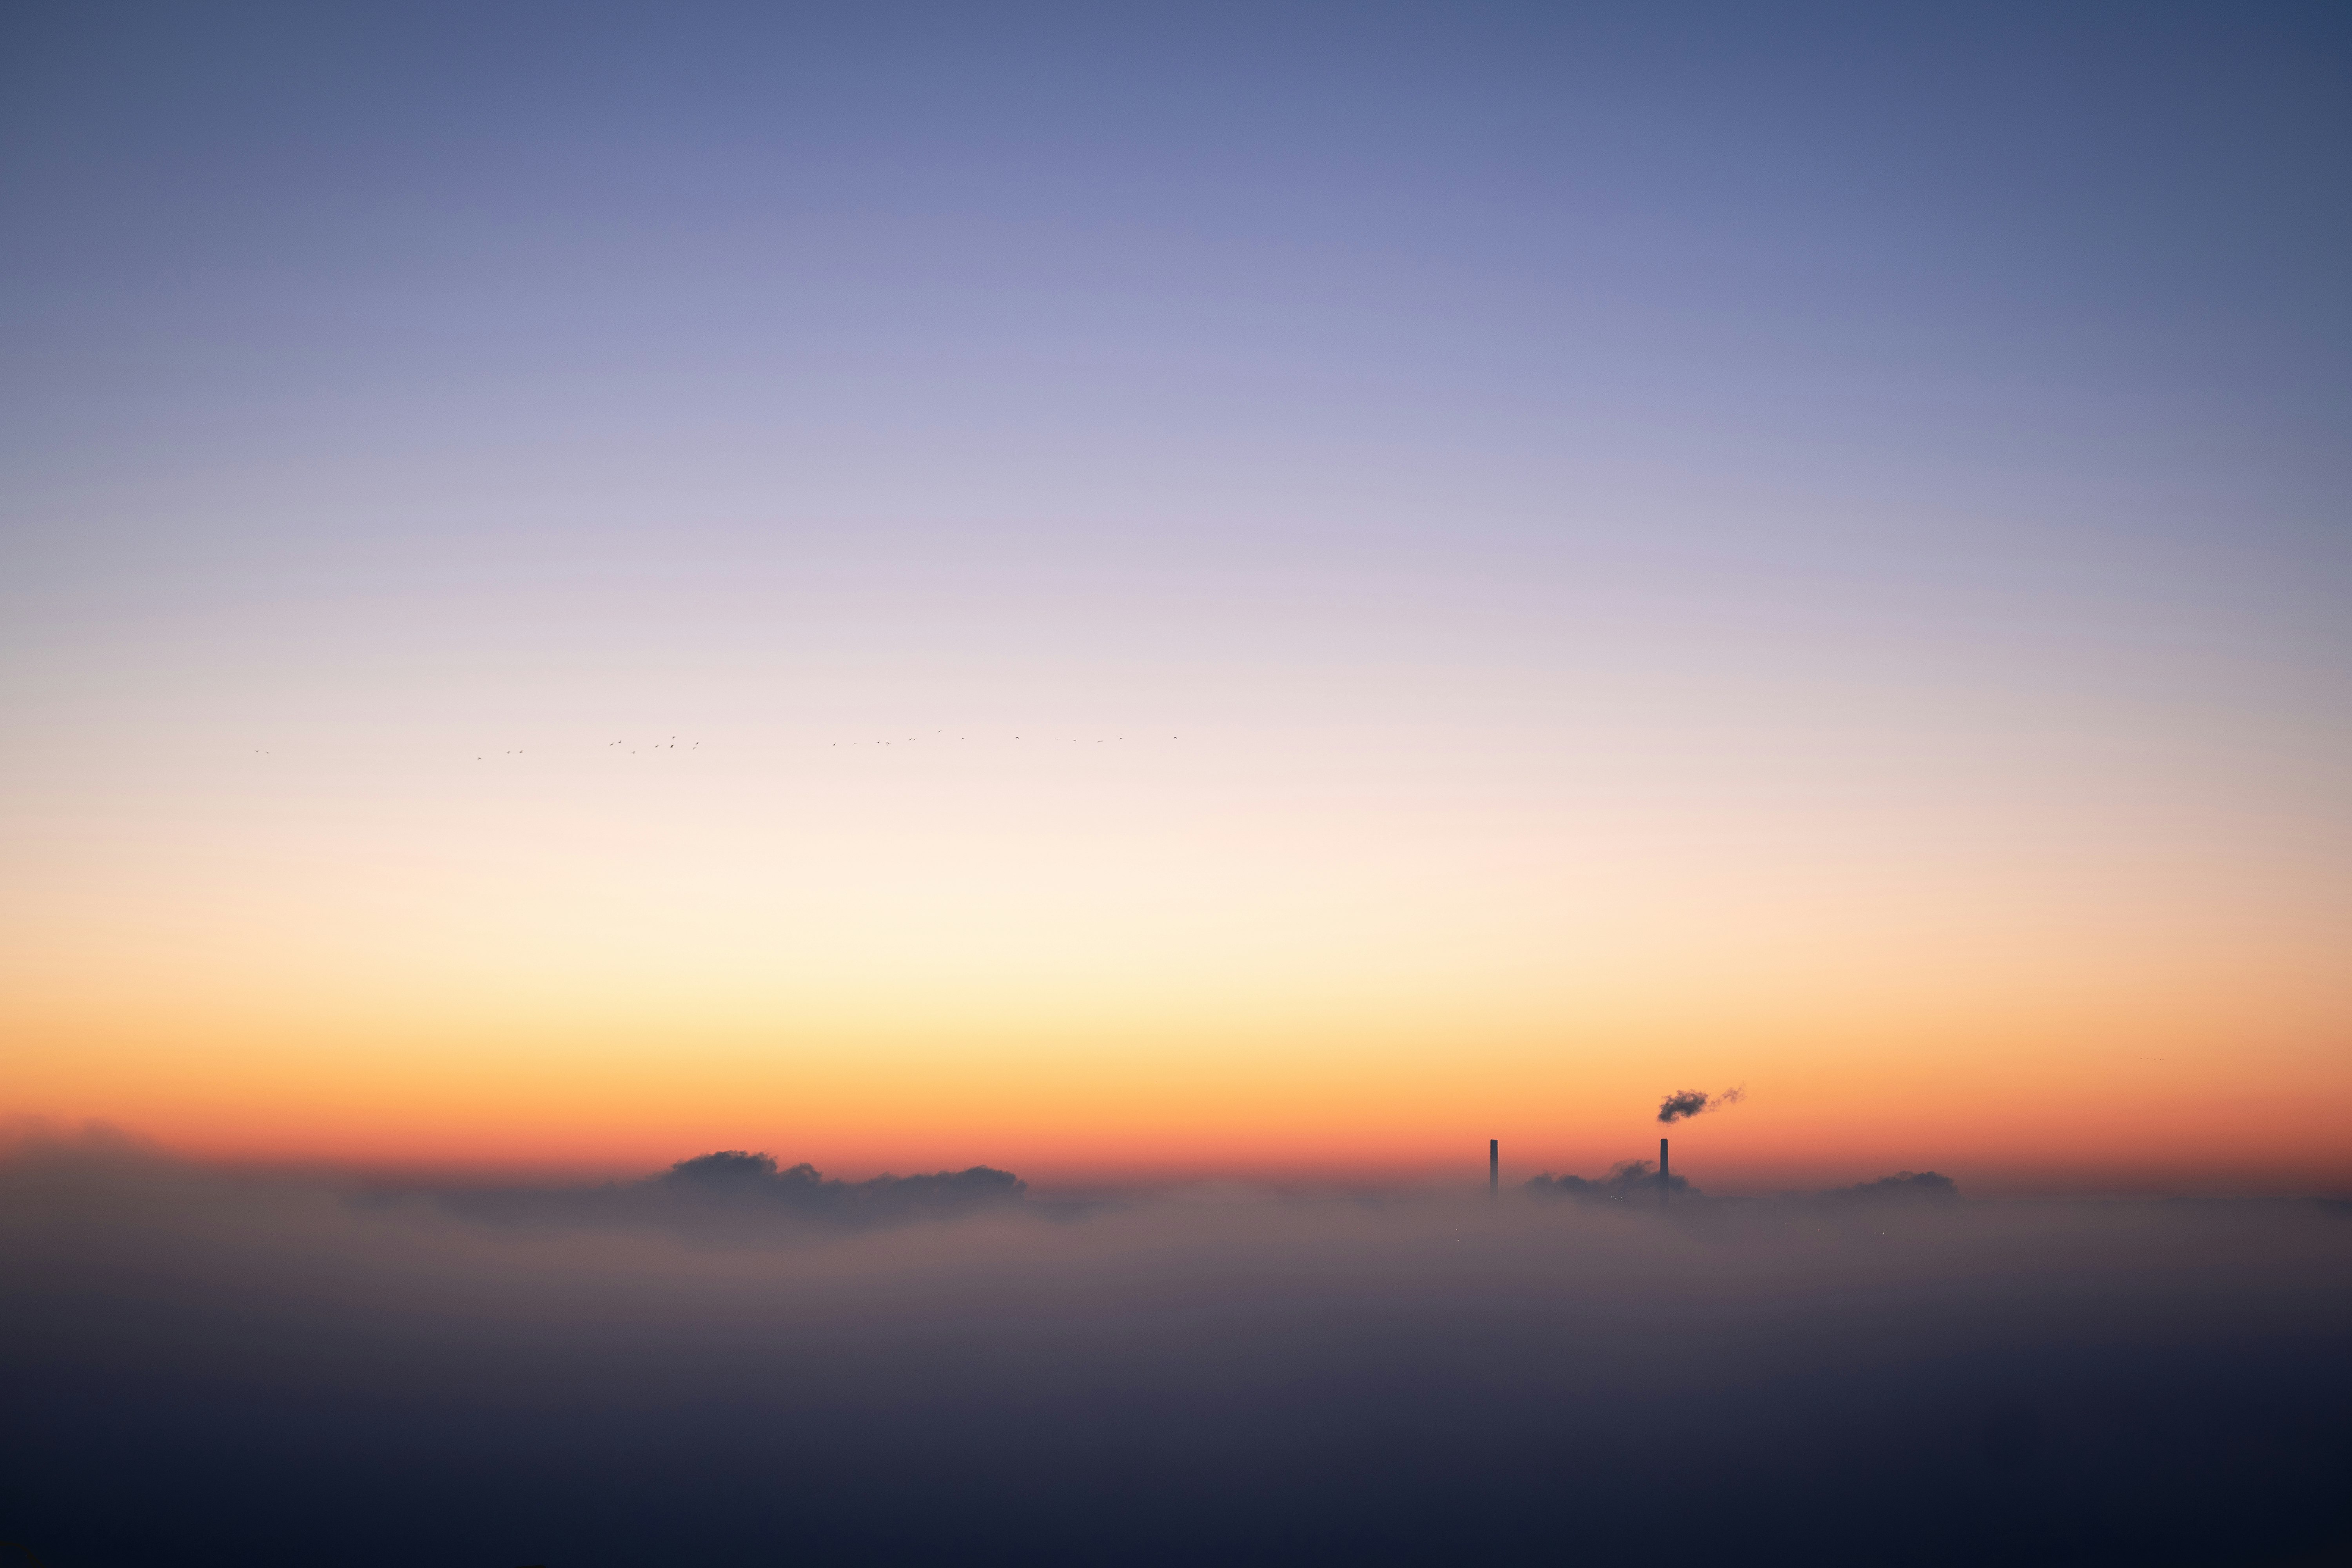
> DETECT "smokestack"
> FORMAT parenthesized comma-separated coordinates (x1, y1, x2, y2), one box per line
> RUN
(1489, 1138, 1499, 1200)
(1659, 1136, 1670, 1204)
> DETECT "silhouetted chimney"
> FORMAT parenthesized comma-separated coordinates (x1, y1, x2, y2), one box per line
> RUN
(1489, 1138, 1499, 1200)
(1659, 1136, 1670, 1204)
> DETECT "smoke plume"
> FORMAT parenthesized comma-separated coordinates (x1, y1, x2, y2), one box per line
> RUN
(1657, 1086, 1745, 1123)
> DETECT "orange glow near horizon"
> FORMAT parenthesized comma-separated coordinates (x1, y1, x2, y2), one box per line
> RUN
(9, 710, 2346, 1195)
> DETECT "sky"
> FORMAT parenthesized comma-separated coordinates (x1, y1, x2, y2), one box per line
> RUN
(4, 1, 2350, 1191)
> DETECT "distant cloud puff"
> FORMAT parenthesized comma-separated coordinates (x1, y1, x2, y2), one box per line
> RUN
(653, 1151, 1026, 1220)
(436, 1152, 1026, 1234)
(1821, 1171, 1959, 1203)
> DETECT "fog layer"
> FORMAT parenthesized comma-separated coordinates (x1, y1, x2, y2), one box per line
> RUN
(4, 1132, 2349, 1567)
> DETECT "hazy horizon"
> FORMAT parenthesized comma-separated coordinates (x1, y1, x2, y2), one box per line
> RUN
(18, 1113, 2345, 1203)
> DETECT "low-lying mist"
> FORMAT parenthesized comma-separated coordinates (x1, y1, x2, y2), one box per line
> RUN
(5, 1127, 2350, 1567)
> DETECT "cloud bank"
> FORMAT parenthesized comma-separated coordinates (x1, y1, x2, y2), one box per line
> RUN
(4, 1131, 2350, 1568)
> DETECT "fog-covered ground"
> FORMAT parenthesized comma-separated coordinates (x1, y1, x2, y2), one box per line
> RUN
(5, 1129, 2350, 1566)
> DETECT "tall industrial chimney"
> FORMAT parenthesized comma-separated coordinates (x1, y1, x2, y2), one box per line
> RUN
(1659, 1136, 1670, 1204)
(1489, 1138, 1499, 1200)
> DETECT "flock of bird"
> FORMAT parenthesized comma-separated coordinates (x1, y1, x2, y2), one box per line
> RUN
(594, 737, 699, 757)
